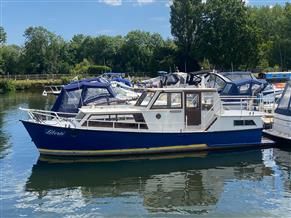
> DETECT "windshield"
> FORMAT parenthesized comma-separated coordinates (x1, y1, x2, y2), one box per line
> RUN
(135, 91, 155, 107)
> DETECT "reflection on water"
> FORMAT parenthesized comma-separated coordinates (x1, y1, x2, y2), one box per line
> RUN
(25, 150, 274, 215)
(1, 91, 291, 217)
(0, 92, 55, 158)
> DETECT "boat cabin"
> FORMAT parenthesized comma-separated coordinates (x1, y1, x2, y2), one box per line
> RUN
(77, 87, 226, 132)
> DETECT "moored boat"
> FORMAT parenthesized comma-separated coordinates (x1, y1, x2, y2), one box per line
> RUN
(264, 81, 291, 144)
(21, 87, 264, 156)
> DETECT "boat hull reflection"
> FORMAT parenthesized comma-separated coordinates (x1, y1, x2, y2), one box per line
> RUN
(26, 149, 273, 213)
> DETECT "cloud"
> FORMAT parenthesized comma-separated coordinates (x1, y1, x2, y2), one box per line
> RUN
(136, 0, 155, 5)
(100, 0, 122, 6)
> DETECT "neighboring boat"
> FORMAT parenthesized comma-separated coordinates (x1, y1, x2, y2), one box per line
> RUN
(21, 87, 264, 156)
(51, 77, 139, 114)
(42, 85, 63, 96)
(264, 81, 291, 144)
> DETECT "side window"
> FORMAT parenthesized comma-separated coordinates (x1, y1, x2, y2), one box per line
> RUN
(238, 84, 250, 94)
(152, 92, 182, 109)
(152, 93, 168, 109)
(202, 92, 214, 110)
(170, 93, 182, 108)
(234, 120, 256, 126)
(186, 93, 199, 108)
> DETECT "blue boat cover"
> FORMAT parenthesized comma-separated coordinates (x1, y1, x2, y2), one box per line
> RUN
(220, 79, 267, 96)
(51, 77, 116, 113)
(275, 81, 291, 116)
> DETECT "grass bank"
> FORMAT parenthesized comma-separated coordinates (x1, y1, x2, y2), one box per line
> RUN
(0, 79, 66, 93)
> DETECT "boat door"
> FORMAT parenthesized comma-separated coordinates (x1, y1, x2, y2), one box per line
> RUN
(185, 92, 201, 126)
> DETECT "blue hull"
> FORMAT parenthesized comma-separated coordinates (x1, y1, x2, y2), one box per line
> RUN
(21, 120, 263, 156)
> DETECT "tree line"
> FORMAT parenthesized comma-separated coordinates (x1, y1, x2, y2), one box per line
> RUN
(1, 0, 291, 77)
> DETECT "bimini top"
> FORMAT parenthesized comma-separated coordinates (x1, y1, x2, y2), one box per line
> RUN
(102, 72, 132, 87)
(220, 78, 267, 96)
(220, 71, 255, 81)
(275, 81, 291, 116)
(51, 77, 116, 113)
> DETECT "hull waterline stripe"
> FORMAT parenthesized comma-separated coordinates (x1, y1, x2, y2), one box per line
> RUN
(38, 144, 208, 155)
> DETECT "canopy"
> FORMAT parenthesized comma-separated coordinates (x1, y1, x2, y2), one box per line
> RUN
(220, 79, 267, 96)
(51, 77, 116, 113)
(275, 81, 291, 116)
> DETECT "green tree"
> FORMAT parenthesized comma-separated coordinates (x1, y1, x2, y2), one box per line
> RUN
(120, 30, 161, 75)
(201, 0, 260, 70)
(170, 0, 204, 71)
(0, 45, 22, 74)
(70, 58, 91, 75)
(0, 27, 6, 44)
(23, 26, 65, 74)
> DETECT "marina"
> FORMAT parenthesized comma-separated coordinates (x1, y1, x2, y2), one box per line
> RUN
(1, 91, 291, 217)
(1, 0, 291, 216)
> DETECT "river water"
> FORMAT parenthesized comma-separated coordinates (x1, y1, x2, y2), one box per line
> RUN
(0, 92, 291, 217)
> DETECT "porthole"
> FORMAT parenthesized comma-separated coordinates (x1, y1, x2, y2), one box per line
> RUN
(156, 113, 161, 119)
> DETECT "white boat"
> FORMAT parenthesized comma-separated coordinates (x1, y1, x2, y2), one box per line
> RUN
(264, 81, 291, 144)
(21, 87, 265, 156)
(42, 85, 63, 96)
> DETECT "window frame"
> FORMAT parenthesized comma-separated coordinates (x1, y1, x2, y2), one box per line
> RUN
(151, 92, 183, 110)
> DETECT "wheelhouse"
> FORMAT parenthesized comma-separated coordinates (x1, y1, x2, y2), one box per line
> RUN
(77, 88, 221, 132)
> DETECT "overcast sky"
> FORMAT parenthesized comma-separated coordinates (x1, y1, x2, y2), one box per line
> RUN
(1, 0, 290, 45)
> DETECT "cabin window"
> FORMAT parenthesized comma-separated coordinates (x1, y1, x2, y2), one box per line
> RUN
(215, 76, 226, 91)
(277, 86, 291, 110)
(234, 120, 256, 126)
(152, 93, 168, 109)
(186, 93, 199, 108)
(171, 93, 182, 108)
(238, 84, 250, 94)
(151, 92, 182, 109)
(135, 91, 155, 107)
(83, 88, 110, 103)
(202, 92, 214, 110)
(60, 89, 82, 111)
(251, 84, 262, 95)
(221, 84, 232, 95)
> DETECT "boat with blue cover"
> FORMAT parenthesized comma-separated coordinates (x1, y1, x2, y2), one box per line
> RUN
(51, 77, 139, 114)
(264, 81, 291, 144)
(21, 87, 264, 156)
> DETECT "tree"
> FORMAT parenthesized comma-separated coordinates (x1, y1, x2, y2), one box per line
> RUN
(170, 0, 204, 71)
(0, 27, 7, 44)
(201, 0, 260, 70)
(120, 30, 160, 75)
(150, 39, 177, 75)
(23, 26, 65, 74)
(0, 45, 22, 74)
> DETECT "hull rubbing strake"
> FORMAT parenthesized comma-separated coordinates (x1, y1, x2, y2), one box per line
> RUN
(38, 144, 208, 156)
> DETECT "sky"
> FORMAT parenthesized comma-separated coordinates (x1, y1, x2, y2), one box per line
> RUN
(0, 0, 290, 45)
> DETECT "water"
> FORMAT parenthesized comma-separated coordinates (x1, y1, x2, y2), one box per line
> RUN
(1, 92, 291, 217)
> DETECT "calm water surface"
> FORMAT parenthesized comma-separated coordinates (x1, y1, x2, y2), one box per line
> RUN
(1, 91, 291, 217)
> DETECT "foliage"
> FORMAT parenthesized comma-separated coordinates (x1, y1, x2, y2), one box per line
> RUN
(87, 65, 112, 75)
(3, 3, 291, 76)
(170, 0, 204, 71)
(0, 45, 22, 74)
(201, 0, 260, 70)
(0, 27, 6, 44)
(22, 26, 67, 74)
(0, 79, 15, 92)
(70, 58, 91, 75)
